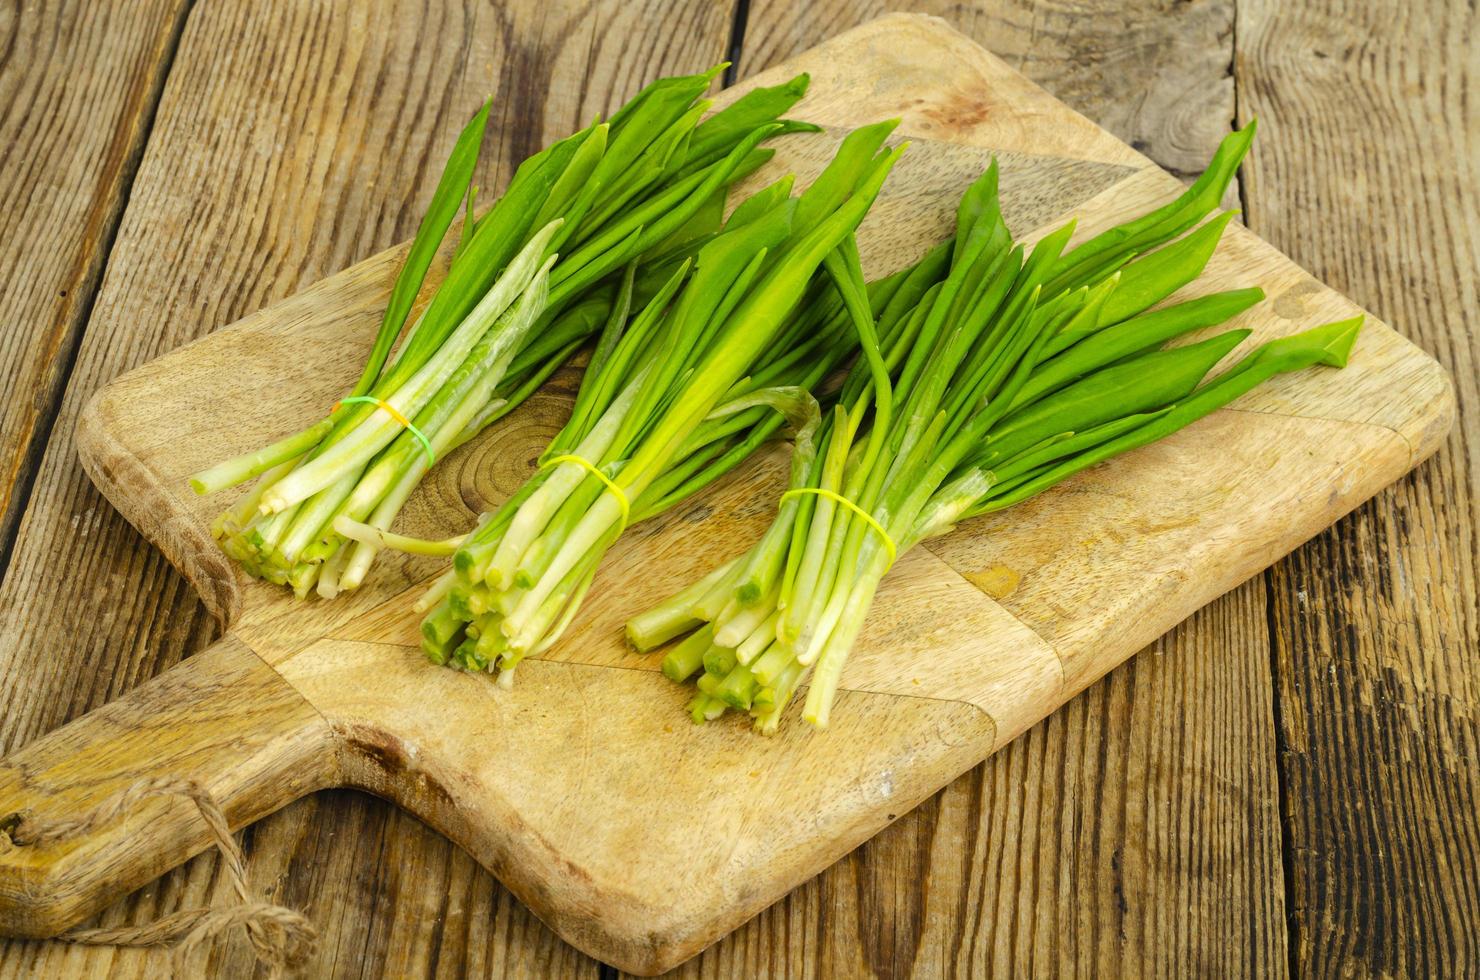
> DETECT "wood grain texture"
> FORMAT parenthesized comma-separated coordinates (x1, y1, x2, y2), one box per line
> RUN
(737, 0, 1237, 179)
(2, 13, 1453, 976)
(0, 0, 735, 976)
(1237, 0, 1480, 974)
(725, 9, 1345, 979)
(0, 636, 335, 938)
(62, 121, 1138, 971)
(645, 587, 1288, 979)
(0, 0, 186, 569)
(0, 7, 1469, 980)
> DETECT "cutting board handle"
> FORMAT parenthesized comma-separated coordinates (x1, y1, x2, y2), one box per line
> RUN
(0, 635, 337, 939)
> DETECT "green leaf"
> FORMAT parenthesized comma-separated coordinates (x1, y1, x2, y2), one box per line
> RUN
(1012, 286, 1265, 409)
(352, 97, 491, 398)
(1046, 119, 1256, 293)
(1096, 211, 1236, 325)
(986, 328, 1251, 460)
(688, 73, 813, 161)
(971, 314, 1362, 516)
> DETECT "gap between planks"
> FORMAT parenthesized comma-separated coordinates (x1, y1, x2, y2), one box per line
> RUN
(0, 2, 194, 590)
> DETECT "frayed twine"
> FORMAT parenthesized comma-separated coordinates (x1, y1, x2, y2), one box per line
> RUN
(1, 776, 315, 977)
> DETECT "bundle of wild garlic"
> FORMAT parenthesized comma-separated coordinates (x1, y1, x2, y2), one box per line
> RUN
(631, 123, 1363, 731)
(189, 68, 816, 598)
(412, 122, 909, 677)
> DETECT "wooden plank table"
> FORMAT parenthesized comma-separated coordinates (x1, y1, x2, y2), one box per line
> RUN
(0, 1, 1474, 976)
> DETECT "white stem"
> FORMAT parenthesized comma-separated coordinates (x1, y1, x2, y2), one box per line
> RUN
(802, 559, 886, 728)
(690, 555, 749, 620)
(333, 268, 554, 589)
(316, 543, 351, 599)
(734, 607, 781, 665)
(261, 223, 561, 513)
(795, 580, 848, 667)
(624, 555, 740, 651)
(414, 569, 458, 612)
(332, 515, 466, 556)
(487, 368, 647, 587)
(714, 589, 778, 649)
(280, 472, 359, 561)
(503, 494, 622, 647)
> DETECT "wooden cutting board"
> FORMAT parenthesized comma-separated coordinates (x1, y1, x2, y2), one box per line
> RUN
(0, 14, 1454, 975)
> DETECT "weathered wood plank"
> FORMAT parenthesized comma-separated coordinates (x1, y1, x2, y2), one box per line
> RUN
(1237, 0, 1480, 974)
(0, 0, 733, 976)
(634, 2, 1289, 976)
(11, 1, 1467, 976)
(643, 590, 1287, 978)
(0, 0, 187, 569)
(737, 0, 1237, 177)
(0, 636, 336, 941)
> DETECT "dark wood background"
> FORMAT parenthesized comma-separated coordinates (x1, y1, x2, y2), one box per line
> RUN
(0, 1, 1475, 976)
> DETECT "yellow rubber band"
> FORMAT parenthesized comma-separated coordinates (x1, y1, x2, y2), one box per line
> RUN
(780, 487, 897, 567)
(541, 454, 631, 531)
(334, 396, 436, 466)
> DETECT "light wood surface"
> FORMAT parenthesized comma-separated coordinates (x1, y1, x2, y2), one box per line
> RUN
(0, 3, 1473, 978)
(738, 5, 1294, 978)
(0, 636, 334, 938)
(0, 13, 1454, 975)
(0, 2, 737, 975)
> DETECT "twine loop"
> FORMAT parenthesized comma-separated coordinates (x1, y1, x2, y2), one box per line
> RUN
(334, 395, 436, 465)
(0, 776, 316, 977)
(780, 487, 897, 567)
(540, 454, 631, 531)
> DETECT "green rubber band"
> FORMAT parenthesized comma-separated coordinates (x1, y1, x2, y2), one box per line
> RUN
(335, 396, 436, 466)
